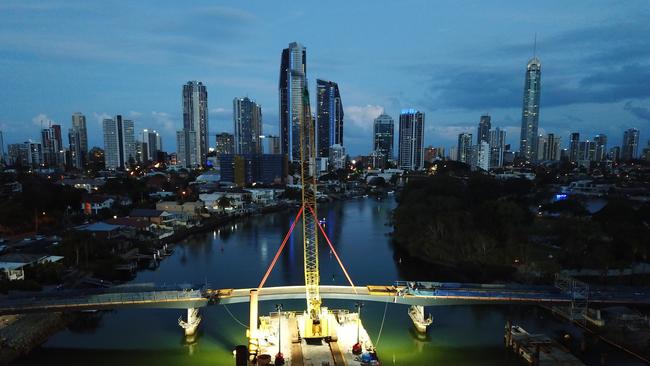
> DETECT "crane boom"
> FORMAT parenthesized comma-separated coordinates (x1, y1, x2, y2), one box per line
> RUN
(299, 86, 324, 337)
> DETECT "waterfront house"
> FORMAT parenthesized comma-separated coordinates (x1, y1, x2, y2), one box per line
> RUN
(74, 222, 133, 240)
(129, 209, 172, 225)
(81, 194, 114, 215)
(0, 253, 64, 281)
(155, 201, 203, 223)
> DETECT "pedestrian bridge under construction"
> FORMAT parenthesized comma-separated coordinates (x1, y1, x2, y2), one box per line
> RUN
(2, 281, 650, 315)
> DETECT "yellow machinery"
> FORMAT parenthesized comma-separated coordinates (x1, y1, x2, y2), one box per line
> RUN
(299, 87, 328, 338)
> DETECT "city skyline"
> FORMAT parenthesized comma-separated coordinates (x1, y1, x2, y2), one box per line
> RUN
(0, 1, 648, 156)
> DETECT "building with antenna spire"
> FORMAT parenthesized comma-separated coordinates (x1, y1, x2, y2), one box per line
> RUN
(519, 36, 542, 163)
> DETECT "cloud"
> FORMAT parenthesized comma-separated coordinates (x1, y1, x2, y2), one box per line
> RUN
(417, 15, 650, 112)
(92, 112, 111, 125)
(0, 4, 257, 65)
(31, 113, 54, 127)
(624, 101, 650, 122)
(344, 105, 384, 130)
(210, 107, 230, 117)
(151, 111, 176, 134)
(128, 111, 142, 118)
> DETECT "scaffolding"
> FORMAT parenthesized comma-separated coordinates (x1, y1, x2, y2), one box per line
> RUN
(554, 273, 589, 323)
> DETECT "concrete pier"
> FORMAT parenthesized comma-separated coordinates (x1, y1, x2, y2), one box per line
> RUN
(178, 307, 201, 338)
(249, 289, 259, 357)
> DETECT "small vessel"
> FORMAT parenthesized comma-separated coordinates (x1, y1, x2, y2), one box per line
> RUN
(408, 305, 432, 333)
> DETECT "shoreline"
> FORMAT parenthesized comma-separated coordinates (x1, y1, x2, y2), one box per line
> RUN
(0, 202, 291, 365)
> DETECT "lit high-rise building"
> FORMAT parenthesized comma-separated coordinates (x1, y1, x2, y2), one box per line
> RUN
(142, 129, 162, 162)
(594, 134, 607, 162)
(182, 81, 209, 166)
(545, 133, 561, 161)
(569, 132, 580, 162)
(8, 141, 42, 168)
(103, 115, 135, 170)
(622, 128, 640, 161)
(519, 56, 541, 163)
(473, 141, 490, 171)
(216, 132, 235, 156)
(233, 97, 262, 155)
(68, 128, 83, 170)
(316, 79, 344, 158)
(176, 129, 198, 168)
(397, 109, 424, 170)
(329, 144, 346, 170)
(457, 133, 473, 164)
(41, 124, 64, 168)
(488, 128, 506, 168)
(477, 114, 491, 144)
(373, 113, 394, 162)
(279, 42, 308, 161)
(71, 112, 88, 162)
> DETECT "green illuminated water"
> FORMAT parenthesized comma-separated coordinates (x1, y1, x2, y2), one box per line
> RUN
(14, 198, 645, 365)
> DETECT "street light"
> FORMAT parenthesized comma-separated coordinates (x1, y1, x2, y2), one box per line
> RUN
(275, 303, 285, 365)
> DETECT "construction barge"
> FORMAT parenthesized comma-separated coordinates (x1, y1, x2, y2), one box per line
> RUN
(505, 322, 584, 366)
(237, 307, 378, 366)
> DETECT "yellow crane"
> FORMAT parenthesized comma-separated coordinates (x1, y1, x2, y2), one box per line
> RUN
(298, 86, 327, 338)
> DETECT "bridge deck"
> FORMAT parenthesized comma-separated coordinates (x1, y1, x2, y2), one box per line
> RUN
(1, 282, 650, 315)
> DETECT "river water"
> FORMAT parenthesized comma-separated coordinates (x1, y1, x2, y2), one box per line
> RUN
(15, 198, 645, 365)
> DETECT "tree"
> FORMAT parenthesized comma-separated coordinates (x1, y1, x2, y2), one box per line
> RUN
(217, 196, 232, 211)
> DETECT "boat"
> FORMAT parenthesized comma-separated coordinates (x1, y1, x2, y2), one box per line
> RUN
(408, 305, 432, 333)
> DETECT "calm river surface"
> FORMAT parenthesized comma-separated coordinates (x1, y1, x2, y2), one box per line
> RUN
(15, 198, 645, 365)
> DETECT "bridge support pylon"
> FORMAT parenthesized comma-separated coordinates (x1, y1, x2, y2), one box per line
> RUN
(178, 307, 201, 339)
(248, 289, 260, 359)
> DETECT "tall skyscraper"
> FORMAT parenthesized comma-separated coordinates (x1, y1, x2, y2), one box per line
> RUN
(8, 141, 42, 168)
(215, 132, 235, 156)
(182, 81, 209, 166)
(279, 42, 308, 161)
(233, 97, 262, 154)
(316, 79, 344, 158)
(69, 113, 88, 169)
(594, 134, 607, 162)
(457, 133, 473, 164)
(41, 124, 64, 168)
(538, 133, 560, 161)
(373, 113, 394, 161)
(477, 114, 491, 144)
(397, 109, 424, 170)
(68, 128, 83, 170)
(519, 56, 542, 163)
(142, 129, 162, 162)
(103, 115, 135, 170)
(176, 129, 198, 168)
(71, 113, 88, 159)
(473, 141, 490, 171)
(569, 132, 580, 162)
(622, 128, 640, 161)
(488, 128, 506, 168)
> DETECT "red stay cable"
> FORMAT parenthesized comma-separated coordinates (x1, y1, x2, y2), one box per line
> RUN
(257, 207, 303, 289)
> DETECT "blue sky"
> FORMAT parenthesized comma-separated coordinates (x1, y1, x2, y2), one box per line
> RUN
(0, 0, 648, 155)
